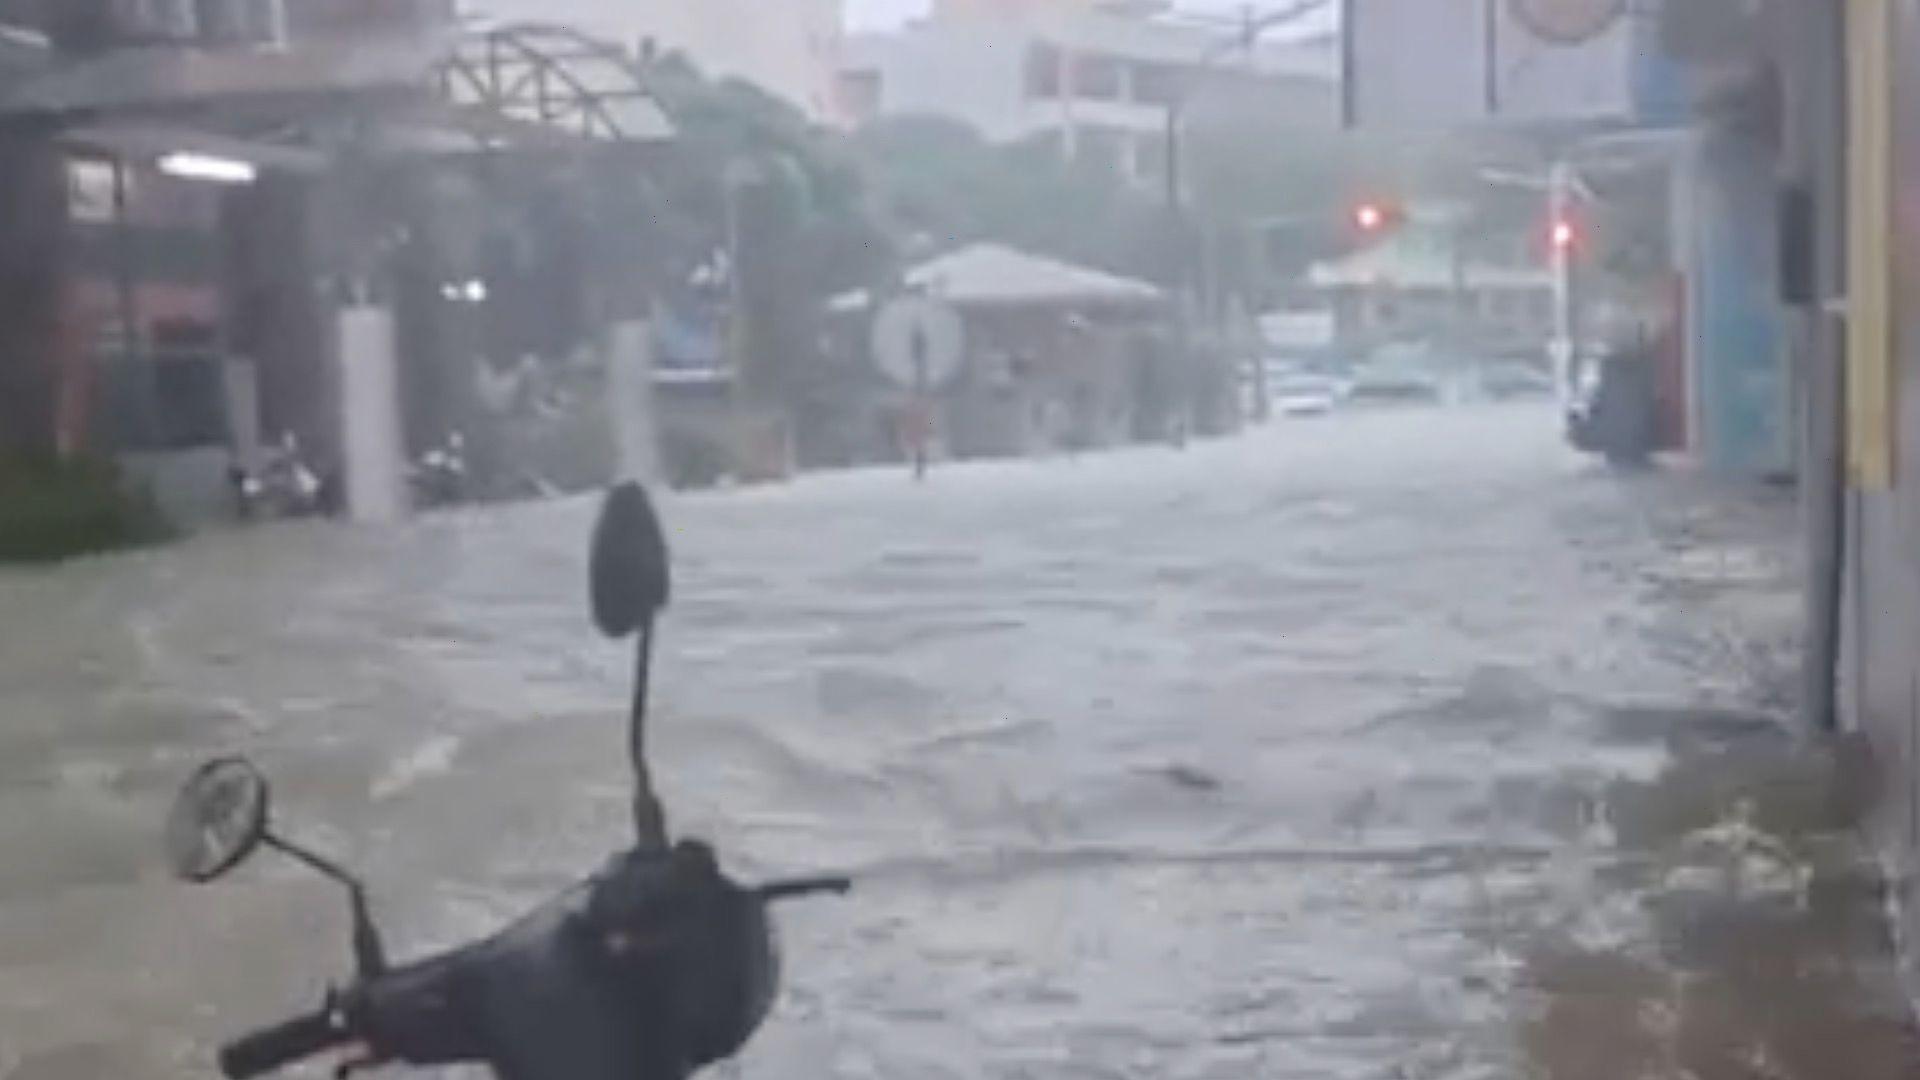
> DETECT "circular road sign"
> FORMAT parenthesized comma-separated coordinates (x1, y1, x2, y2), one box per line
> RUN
(872, 296, 964, 390)
(1509, 0, 1625, 45)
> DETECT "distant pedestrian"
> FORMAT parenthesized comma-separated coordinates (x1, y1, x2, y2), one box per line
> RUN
(898, 399, 935, 480)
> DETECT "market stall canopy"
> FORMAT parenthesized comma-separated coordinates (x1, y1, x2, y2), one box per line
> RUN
(833, 243, 1164, 313)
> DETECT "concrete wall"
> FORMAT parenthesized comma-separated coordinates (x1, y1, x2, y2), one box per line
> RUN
(846, 22, 1033, 140)
(0, 137, 67, 454)
(1850, 0, 1920, 945)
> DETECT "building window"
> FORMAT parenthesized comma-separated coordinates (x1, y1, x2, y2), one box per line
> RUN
(1069, 53, 1123, 101)
(1133, 62, 1182, 106)
(1026, 43, 1062, 99)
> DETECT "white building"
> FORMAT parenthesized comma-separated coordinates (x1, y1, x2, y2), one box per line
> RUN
(838, 0, 1338, 181)
(460, 0, 842, 120)
(1304, 206, 1555, 355)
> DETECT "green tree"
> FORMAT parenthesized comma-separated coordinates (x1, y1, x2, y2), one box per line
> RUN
(613, 55, 893, 405)
(851, 115, 1166, 282)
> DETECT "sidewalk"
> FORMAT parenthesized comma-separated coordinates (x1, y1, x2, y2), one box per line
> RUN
(1519, 470, 1918, 1080)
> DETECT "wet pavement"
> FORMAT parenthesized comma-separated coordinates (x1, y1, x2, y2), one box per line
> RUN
(0, 404, 1908, 1079)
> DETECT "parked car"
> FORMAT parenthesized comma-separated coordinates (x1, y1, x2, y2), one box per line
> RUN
(1348, 365, 1443, 405)
(1271, 375, 1342, 417)
(1478, 361, 1556, 401)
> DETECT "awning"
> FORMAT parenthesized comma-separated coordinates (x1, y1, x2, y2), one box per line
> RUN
(833, 242, 1164, 313)
(63, 121, 328, 173)
(0, 34, 445, 118)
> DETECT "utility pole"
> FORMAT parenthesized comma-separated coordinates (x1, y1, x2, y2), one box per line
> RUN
(1783, 0, 1848, 733)
(1548, 159, 1575, 408)
(1159, 0, 1331, 439)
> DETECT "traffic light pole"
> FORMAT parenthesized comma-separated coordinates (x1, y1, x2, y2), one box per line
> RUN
(1548, 160, 1575, 409)
(1159, 0, 1330, 439)
(1162, 101, 1192, 447)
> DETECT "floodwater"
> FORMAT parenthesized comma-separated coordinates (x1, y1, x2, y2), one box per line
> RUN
(0, 405, 1898, 1079)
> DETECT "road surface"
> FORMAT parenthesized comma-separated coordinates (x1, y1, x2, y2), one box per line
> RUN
(0, 405, 1789, 1079)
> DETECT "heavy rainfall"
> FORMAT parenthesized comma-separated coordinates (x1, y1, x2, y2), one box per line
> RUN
(0, 2, 1915, 1080)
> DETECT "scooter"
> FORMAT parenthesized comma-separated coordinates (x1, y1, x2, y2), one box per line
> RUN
(230, 432, 334, 521)
(1566, 341, 1659, 470)
(408, 432, 470, 510)
(163, 483, 850, 1079)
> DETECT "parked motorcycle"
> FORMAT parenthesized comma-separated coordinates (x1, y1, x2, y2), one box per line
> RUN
(408, 431, 470, 509)
(165, 483, 850, 1079)
(1566, 340, 1659, 469)
(231, 433, 336, 520)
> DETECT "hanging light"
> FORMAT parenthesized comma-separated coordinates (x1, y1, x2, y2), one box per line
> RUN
(157, 152, 257, 185)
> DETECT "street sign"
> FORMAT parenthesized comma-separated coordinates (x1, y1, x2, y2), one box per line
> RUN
(871, 296, 964, 390)
(1346, 0, 1638, 128)
(1510, 0, 1624, 45)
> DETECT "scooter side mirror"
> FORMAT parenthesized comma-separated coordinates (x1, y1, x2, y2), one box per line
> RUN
(590, 482, 671, 640)
(164, 756, 390, 974)
(165, 757, 271, 883)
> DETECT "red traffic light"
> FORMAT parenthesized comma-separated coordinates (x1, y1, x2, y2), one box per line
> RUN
(1550, 219, 1577, 251)
(1355, 203, 1387, 231)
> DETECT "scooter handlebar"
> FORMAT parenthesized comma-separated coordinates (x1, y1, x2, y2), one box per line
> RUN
(219, 1003, 349, 1079)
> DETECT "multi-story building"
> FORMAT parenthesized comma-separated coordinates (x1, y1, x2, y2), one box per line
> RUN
(0, 0, 464, 458)
(836, 0, 1337, 181)
(460, 0, 843, 121)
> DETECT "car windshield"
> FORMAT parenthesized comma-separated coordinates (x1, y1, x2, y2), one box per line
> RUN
(0, 2, 1902, 1079)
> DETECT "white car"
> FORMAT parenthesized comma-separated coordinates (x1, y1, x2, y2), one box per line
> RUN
(1271, 375, 1341, 417)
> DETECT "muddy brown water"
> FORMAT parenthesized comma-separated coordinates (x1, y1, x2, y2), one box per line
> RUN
(2, 406, 1909, 1079)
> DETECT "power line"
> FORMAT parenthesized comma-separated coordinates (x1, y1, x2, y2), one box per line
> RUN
(1192, 0, 1335, 62)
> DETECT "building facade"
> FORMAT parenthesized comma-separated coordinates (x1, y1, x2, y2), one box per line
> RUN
(0, 0, 462, 463)
(838, 1, 1337, 182)
(1305, 210, 1556, 361)
(460, 0, 842, 120)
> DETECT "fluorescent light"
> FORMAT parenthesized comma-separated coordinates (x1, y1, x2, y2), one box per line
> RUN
(157, 152, 258, 185)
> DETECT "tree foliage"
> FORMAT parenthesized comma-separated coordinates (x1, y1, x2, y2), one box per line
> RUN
(614, 55, 895, 403)
(850, 115, 1167, 282)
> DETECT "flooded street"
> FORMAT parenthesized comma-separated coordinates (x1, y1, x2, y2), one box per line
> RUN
(0, 405, 1871, 1079)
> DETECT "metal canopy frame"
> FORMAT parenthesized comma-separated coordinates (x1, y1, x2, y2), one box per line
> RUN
(436, 23, 670, 145)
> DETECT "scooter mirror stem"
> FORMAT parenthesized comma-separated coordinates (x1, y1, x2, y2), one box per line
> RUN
(263, 832, 390, 975)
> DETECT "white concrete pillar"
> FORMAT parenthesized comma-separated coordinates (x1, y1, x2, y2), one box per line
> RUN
(606, 319, 660, 483)
(222, 356, 262, 471)
(336, 305, 407, 523)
